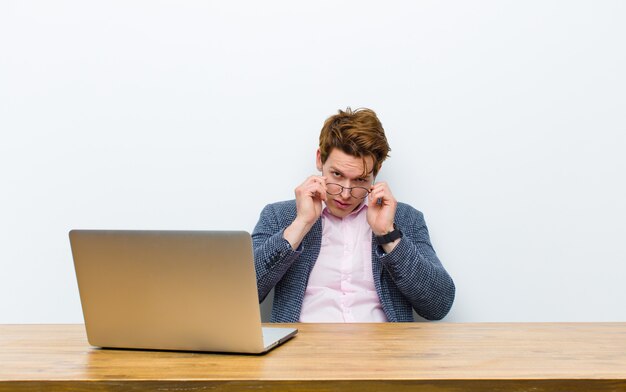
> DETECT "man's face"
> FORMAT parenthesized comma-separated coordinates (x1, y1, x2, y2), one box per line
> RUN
(316, 149, 375, 218)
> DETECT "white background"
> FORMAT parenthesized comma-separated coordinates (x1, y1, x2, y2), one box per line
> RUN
(1, 1, 625, 323)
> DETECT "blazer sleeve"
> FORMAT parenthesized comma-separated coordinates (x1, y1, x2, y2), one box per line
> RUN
(377, 205, 455, 320)
(251, 203, 303, 302)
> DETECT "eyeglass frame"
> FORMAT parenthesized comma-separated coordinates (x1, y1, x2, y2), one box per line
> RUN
(325, 182, 371, 199)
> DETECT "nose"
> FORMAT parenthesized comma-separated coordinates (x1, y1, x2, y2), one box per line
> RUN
(339, 186, 352, 199)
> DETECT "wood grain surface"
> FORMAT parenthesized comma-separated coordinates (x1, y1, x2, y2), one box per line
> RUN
(1, 323, 625, 391)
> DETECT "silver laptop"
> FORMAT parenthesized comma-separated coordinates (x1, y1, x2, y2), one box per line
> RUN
(69, 230, 297, 354)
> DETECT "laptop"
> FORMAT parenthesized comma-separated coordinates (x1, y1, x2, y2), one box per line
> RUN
(69, 230, 297, 354)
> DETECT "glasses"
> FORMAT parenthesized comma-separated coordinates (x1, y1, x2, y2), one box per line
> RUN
(326, 183, 370, 199)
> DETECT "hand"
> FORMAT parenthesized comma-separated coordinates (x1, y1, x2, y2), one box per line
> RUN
(367, 182, 397, 236)
(294, 175, 327, 226)
(284, 175, 327, 249)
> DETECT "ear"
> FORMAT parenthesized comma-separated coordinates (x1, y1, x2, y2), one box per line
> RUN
(316, 149, 323, 172)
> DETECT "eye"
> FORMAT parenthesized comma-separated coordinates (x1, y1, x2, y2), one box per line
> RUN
(332, 171, 342, 178)
(356, 178, 367, 183)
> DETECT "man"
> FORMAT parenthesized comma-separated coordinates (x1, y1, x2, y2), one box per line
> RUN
(252, 108, 455, 322)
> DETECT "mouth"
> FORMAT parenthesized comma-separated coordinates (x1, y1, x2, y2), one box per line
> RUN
(333, 199, 352, 210)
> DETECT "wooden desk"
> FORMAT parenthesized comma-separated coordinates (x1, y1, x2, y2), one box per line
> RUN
(1, 323, 625, 391)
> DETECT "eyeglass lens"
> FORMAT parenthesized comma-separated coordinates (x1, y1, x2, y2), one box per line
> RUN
(326, 183, 369, 199)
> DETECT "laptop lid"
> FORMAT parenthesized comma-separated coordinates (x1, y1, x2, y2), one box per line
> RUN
(69, 230, 297, 354)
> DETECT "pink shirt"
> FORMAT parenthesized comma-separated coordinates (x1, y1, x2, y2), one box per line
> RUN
(299, 202, 388, 322)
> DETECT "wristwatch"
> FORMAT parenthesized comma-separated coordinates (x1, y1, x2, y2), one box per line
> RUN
(375, 224, 403, 245)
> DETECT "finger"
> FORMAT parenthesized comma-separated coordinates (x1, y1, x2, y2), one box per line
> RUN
(370, 183, 394, 201)
(314, 176, 327, 187)
(306, 175, 324, 183)
(370, 191, 388, 207)
(297, 179, 324, 198)
(368, 196, 383, 207)
(368, 192, 382, 206)
(317, 182, 328, 201)
(370, 182, 388, 193)
(308, 176, 327, 191)
(369, 187, 386, 200)
(307, 182, 327, 201)
(306, 176, 320, 186)
(368, 190, 375, 203)
(307, 178, 326, 191)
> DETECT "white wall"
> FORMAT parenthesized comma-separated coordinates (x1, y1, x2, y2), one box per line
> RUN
(1, 0, 625, 323)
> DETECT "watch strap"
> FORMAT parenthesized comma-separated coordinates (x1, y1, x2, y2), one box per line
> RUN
(375, 224, 403, 245)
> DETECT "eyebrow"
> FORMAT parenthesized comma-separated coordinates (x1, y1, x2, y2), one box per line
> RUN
(329, 166, 373, 181)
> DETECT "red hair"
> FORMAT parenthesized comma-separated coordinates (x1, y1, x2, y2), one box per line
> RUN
(319, 107, 391, 176)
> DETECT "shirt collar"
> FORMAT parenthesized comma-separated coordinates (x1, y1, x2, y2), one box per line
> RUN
(322, 200, 368, 218)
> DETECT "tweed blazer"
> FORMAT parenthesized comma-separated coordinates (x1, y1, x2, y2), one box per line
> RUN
(252, 200, 455, 322)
